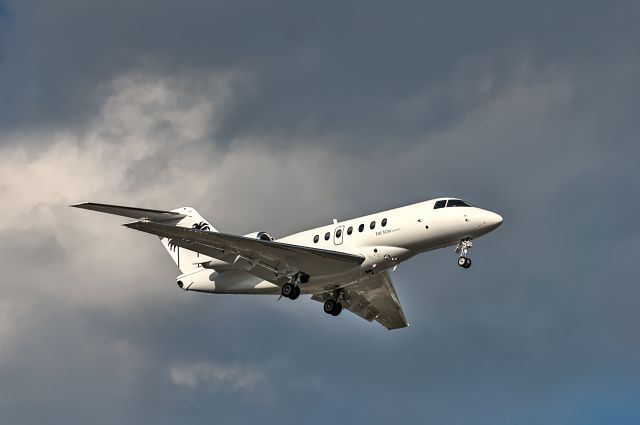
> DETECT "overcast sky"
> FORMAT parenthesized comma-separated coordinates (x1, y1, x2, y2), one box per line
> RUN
(1, 1, 639, 424)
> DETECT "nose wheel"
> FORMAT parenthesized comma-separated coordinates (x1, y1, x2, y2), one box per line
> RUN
(455, 239, 473, 269)
(457, 256, 472, 268)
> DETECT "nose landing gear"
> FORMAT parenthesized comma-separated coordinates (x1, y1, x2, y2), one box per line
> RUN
(457, 256, 472, 268)
(456, 239, 473, 269)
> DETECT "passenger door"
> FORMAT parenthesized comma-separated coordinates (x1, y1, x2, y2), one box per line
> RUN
(334, 225, 344, 246)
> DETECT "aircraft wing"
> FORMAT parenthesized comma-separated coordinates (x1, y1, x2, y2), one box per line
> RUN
(124, 221, 364, 282)
(72, 202, 186, 221)
(311, 271, 408, 330)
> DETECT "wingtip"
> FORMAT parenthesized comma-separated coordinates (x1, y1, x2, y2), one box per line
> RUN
(70, 202, 93, 208)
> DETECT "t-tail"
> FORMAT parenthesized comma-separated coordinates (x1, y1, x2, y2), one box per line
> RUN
(71, 202, 217, 273)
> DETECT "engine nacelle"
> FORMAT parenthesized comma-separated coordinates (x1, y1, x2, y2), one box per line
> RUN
(243, 231, 274, 241)
(176, 268, 279, 294)
(358, 246, 411, 272)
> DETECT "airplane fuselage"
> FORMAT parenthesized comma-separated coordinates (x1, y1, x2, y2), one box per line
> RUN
(186, 197, 503, 294)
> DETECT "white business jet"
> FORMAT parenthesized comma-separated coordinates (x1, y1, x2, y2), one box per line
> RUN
(72, 198, 502, 330)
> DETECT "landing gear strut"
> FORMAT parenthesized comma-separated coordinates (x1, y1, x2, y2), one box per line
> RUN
(455, 239, 473, 269)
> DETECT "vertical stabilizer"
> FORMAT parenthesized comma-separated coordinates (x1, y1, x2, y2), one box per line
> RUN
(159, 207, 217, 273)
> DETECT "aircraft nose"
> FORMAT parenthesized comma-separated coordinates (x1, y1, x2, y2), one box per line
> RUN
(485, 211, 503, 230)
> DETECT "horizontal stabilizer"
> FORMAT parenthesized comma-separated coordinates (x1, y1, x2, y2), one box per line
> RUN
(71, 202, 186, 222)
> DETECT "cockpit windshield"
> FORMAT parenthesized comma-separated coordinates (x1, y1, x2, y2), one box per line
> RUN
(446, 199, 473, 207)
(433, 199, 474, 209)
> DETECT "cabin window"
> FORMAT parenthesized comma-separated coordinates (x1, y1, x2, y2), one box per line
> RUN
(324, 232, 330, 241)
(313, 235, 319, 243)
(336, 229, 342, 238)
(347, 226, 353, 235)
(381, 218, 387, 227)
(358, 224, 365, 232)
(434, 200, 446, 209)
(370, 221, 376, 230)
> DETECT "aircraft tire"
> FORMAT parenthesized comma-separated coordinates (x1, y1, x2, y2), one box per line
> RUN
(289, 285, 300, 300)
(330, 302, 343, 316)
(324, 299, 336, 315)
(463, 258, 472, 268)
(458, 257, 467, 267)
(281, 283, 294, 298)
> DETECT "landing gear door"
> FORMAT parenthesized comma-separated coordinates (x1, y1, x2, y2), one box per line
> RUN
(334, 225, 344, 246)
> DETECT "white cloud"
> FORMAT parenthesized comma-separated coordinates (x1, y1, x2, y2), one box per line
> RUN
(0, 72, 340, 310)
(170, 361, 265, 392)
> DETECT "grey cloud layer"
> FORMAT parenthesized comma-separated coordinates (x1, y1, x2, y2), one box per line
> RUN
(1, 1, 639, 424)
(1, 1, 639, 146)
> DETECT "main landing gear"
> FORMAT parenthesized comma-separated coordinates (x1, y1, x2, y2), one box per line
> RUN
(456, 239, 473, 269)
(281, 271, 309, 300)
(323, 298, 343, 316)
(281, 282, 300, 300)
(322, 290, 344, 316)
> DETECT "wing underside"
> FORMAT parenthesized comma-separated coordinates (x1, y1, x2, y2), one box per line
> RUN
(312, 271, 408, 330)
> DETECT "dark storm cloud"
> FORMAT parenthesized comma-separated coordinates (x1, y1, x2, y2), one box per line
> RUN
(1, 1, 640, 425)
(1, 0, 638, 146)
